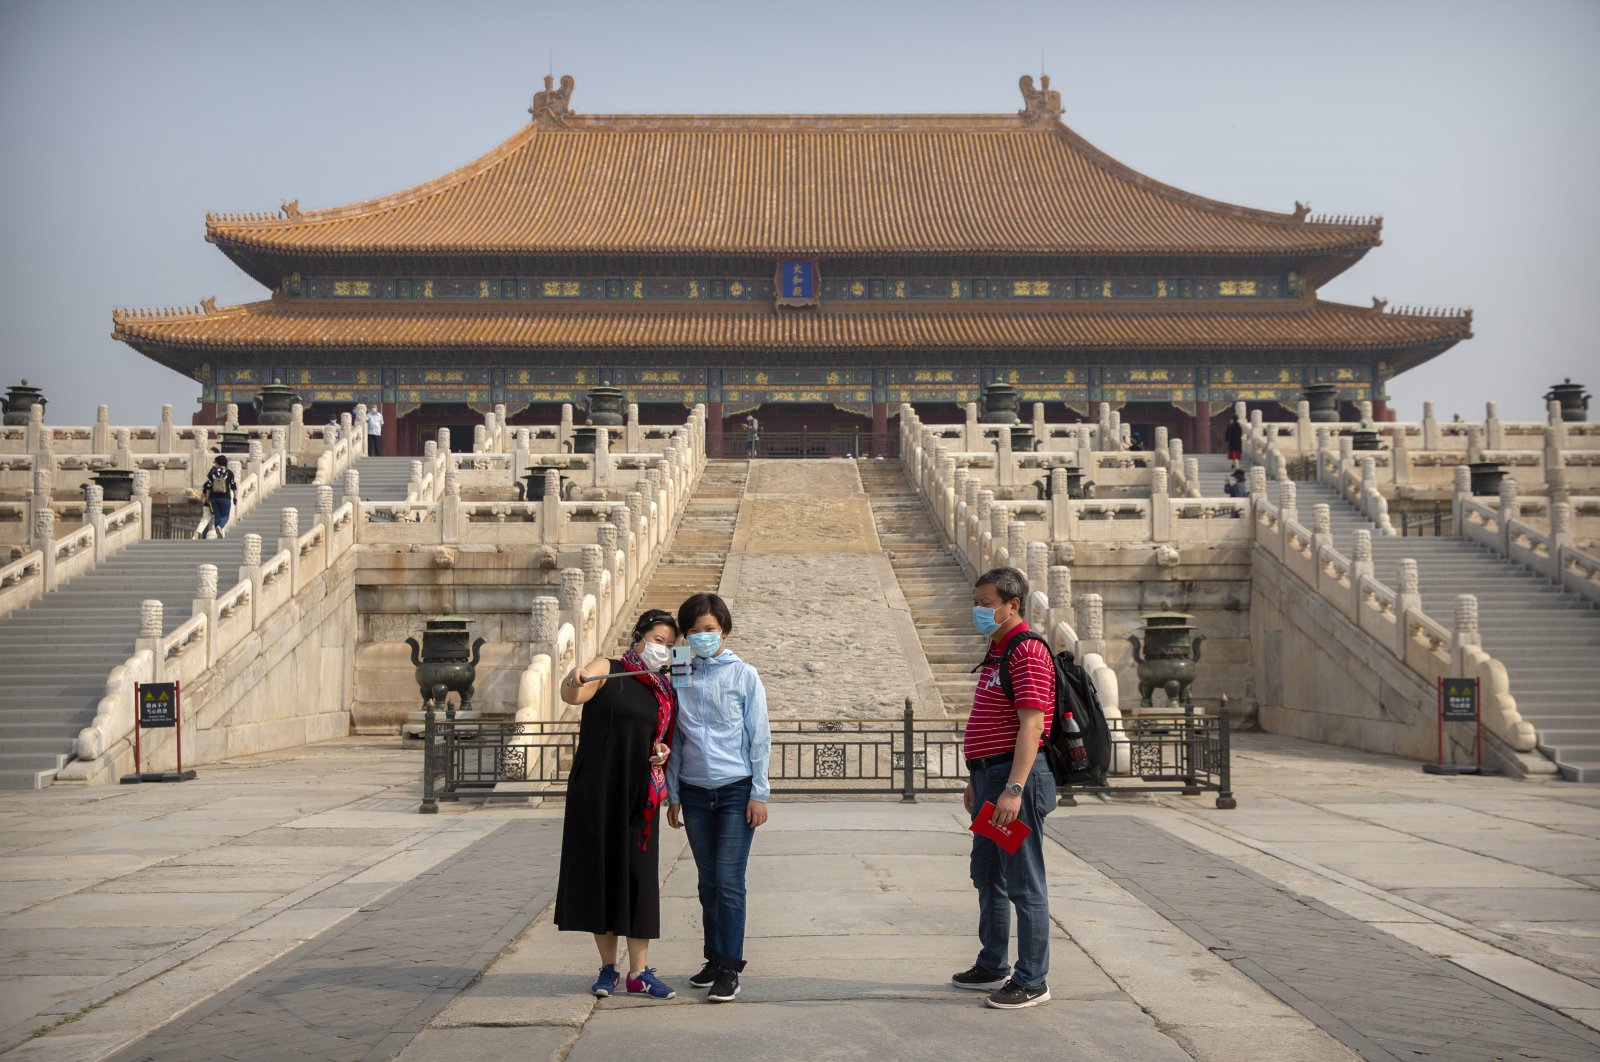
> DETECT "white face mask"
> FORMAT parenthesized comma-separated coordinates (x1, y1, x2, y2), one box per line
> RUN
(638, 641, 671, 670)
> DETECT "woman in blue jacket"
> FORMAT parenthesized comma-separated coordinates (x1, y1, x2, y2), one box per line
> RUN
(665, 591, 771, 1004)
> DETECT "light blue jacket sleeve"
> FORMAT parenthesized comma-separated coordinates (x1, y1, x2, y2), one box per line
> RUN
(665, 719, 682, 804)
(744, 665, 772, 802)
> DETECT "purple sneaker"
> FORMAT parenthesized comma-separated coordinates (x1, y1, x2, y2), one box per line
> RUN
(591, 964, 621, 997)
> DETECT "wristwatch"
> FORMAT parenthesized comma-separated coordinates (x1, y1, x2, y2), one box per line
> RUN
(1004, 781, 1024, 797)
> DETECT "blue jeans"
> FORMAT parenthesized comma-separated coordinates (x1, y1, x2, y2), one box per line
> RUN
(679, 777, 756, 971)
(969, 755, 1055, 989)
(209, 497, 232, 532)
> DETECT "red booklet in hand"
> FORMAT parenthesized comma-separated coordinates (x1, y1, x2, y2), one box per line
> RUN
(970, 801, 1032, 855)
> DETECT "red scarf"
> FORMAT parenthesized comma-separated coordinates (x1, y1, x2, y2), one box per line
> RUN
(620, 648, 676, 850)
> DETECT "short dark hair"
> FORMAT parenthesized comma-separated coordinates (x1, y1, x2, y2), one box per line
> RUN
(630, 608, 679, 643)
(976, 566, 1028, 608)
(213, 455, 228, 466)
(678, 592, 733, 636)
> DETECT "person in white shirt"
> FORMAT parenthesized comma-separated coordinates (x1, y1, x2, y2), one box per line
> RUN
(367, 406, 385, 455)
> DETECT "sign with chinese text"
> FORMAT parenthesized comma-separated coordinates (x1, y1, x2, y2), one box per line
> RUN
(776, 260, 819, 307)
(139, 683, 178, 729)
(1441, 678, 1477, 722)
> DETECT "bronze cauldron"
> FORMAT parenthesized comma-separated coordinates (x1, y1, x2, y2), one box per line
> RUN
(2, 379, 45, 427)
(405, 615, 486, 718)
(1128, 611, 1205, 708)
(252, 379, 303, 427)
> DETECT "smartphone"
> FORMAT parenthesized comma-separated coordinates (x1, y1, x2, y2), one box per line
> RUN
(670, 645, 693, 689)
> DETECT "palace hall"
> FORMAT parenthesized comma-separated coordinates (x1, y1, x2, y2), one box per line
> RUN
(112, 75, 1470, 457)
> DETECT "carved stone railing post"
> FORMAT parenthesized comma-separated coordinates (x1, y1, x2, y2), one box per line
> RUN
(1395, 558, 1421, 658)
(595, 425, 613, 488)
(538, 470, 564, 543)
(1183, 457, 1200, 499)
(626, 402, 641, 453)
(1280, 479, 1298, 526)
(190, 427, 210, 489)
(1452, 594, 1481, 673)
(1152, 426, 1169, 466)
(241, 533, 263, 627)
(132, 469, 152, 538)
(1150, 468, 1171, 541)
(316, 484, 334, 534)
(407, 460, 423, 500)
(559, 403, 574, 453)
(343, 468, 361, 508)
(86, 484, 107, 563)
(439, 465, 461, 544)
(1392, 416, 1411, 485)
(1350, 529, 1373, 614)
(1248, 465, 1267, 500)
(559, 566, 589, 664)
(1048, 468, 1070, 543)
(963, 401, 980, 451)
(1485, 400, 1503, 451)
(112, 428, 133, 471)
(1047, 565, 1072, 643)
(1296, 400, 1313, 450)
(1543, 424, 1568, 506)
(1079, 592, 1105, 658)
(1421, 401, 1440, 450)
(513, 428, 531, 486)
(34, 506, 57, 590)
(140, 599, 165, 682)
(225, 403, 240, 431)
(195, 563, 220, 667)
(531, 594, 562, 717)
(1551, 501, 1574, 552)
(472, 424, 488, 454)
(1465, 423, 1483, 464)
(288, 403, 305, 452)
(1312, 503, 1332, 557)
(88, 403, 110, 455)
(157, 403, 175, 453)
(280, 506, 301, 591)
(581, 543, 606, 616)
(1007, 520, 1027, 575)
(1498, 476, 1519, 556)
(1025, 541, 1049, 618)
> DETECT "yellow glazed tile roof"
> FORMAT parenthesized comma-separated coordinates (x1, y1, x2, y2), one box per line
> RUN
(113, 299, 1468, 354)
(204, 82, 1380, 258)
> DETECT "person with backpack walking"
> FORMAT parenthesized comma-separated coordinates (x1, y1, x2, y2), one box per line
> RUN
(203, 455, 239, 538)
(951, 565, 1056, 1009)
(1225, 415, 1245, 470)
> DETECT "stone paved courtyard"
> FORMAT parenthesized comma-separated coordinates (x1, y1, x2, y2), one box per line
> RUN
(3, 733, 1598, 1061)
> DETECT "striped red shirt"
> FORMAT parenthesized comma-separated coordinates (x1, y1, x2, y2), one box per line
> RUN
(962, 622, 1055, 760)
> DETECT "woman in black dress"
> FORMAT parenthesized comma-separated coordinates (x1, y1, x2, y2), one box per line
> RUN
(554, 608, 680, 1000)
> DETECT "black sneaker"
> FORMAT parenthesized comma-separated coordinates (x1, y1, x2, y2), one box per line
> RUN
(950, 963, 1008, 991)
(688, 961, 718, 989)
(986, 979, 1051, 1009)
(707, 966, 740, 1003)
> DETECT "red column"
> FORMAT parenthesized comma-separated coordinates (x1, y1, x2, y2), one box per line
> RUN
(1373, 399, 1395, 422)
(193, 402, 217, 427)
(871, 401, 888, 457)
(1191, 400, 1212, 453)
(707, 400, 724, 458)
(381, 402, 400, 456)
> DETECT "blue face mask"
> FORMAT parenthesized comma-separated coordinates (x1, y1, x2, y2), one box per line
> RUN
(687, 631, 722, 658)
(972, 605, 1002, 637)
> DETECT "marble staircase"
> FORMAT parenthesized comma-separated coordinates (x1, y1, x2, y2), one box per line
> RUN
(611, 460, 748, 653)
(0, 457, 415, 789)
(858, 459, 979, 714)
(1272, 475, 1600, 782)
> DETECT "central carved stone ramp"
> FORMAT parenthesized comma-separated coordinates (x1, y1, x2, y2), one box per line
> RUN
(611, 459, 747, 652)
(1270, 476, 1600, 781)
(857, 459, 978, 713)
(0, 456, 415, 789)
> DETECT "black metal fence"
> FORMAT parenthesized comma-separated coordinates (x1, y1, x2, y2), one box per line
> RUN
(417, 701, 1234, 812)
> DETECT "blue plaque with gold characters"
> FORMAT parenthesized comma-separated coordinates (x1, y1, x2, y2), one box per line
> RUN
(776, 260, 820, 307)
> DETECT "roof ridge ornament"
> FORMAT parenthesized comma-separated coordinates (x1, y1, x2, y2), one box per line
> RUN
(1018, 74, 1062, 127)
(530, 74, 576, 128)
(281, 199, 301, 221)
(201, 296, 218, 314)
(1370, 296, 1388, 314)
(1293, 201, 1311, 222)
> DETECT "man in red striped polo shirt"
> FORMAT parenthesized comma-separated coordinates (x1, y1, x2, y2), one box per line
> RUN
(950, 566, 1057, 1009)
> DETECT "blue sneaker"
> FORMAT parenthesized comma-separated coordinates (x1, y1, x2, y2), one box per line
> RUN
(626, 967, 677, 999)
(591, 964, 621, 997)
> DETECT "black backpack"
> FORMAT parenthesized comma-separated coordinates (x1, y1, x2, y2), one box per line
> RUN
(991, 632, 1113, 787)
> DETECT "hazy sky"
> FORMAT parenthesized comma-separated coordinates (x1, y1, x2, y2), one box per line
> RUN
(2, 0, 1595, 425)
